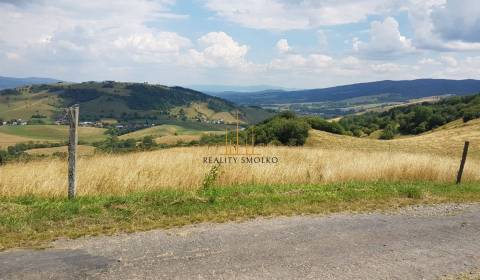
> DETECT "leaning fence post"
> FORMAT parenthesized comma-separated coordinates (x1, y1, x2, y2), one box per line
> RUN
(67, 105, 79, 199)
(456, 141, 470, 184)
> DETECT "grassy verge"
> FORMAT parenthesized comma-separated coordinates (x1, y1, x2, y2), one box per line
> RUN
(1, 181, 480, 251)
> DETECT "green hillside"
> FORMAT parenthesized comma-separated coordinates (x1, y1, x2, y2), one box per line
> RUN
(119, 124, 219, 140)
(338, 93, 480, 139)
(0, 81, 272, 124)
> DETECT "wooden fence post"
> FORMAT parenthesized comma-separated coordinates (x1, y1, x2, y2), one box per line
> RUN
(456, 141, 470, 184)
(67, 105, 79, 199)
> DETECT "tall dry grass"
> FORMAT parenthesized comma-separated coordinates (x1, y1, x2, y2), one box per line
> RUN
(1, 146, 479, 197)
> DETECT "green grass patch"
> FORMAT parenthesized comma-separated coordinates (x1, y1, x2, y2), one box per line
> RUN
(119, 124, 217, 140)
(1, 181, 480, 250)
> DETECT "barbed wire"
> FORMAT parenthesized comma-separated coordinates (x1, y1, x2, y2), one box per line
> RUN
(59, 106, 76, 123)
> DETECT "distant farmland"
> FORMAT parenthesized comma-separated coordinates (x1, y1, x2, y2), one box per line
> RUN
(0, 125, 107, 147)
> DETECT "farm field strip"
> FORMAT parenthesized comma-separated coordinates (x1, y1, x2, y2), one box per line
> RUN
(24, 145, 96, 156)
(0, 125, 107, 144)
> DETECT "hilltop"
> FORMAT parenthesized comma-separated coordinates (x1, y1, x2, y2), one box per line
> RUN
(0, 81, 272, 125)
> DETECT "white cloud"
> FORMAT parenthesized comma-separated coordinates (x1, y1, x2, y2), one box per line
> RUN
(407, 0, 480, 51)
(0, 0, 191, 78)
(188, 32, 250, 68)
(269, 54, 307, 70)
(429, 56, 480, 79)
(430, 0, 480, 43)
(353, 17, 414, 58)
(308, 54, 333, 68)
(370, 63, 404, 73)
(112, 32, 191, 64)
(276, 39, 290, 54)
(113, 32, 191, 53)
(205, 0, 400, 31)
(418, 58, 440, 65)
(440, 55, 458, 67)
(268, 53, 333, 71)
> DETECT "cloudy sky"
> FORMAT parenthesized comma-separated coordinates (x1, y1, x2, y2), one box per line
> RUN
(1, 0, 480, 88)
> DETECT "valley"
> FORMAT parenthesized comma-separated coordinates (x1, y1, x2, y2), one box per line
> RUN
(213, 79, 480, 117)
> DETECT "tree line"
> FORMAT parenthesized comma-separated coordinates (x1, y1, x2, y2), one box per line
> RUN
(338, 93, 480, 139)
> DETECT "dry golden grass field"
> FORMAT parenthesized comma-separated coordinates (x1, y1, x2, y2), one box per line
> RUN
(24, 145, 96, 156)
(307, 119, 480, 160)
(1, 146, 479, 197)
(155, 134, 201, 145)
(0, 131, 35, 148)
(1, 118, 479, 198)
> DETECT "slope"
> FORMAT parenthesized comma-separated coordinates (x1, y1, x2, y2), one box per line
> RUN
(306, 118, 480, 160)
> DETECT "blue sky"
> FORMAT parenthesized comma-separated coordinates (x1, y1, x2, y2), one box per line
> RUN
(1, 0, 480, 89)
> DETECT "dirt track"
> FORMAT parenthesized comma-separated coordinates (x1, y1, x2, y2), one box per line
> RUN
(1, 203, 480, 279)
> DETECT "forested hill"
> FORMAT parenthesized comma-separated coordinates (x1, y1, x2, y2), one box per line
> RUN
(0, 81, 272, 124)
(338, 93, 480, 139)
(218, 79, 480, 105)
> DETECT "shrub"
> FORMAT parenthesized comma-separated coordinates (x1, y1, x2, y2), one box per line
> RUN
(380, 123, 397, 140)
(305, 116, 344, 134)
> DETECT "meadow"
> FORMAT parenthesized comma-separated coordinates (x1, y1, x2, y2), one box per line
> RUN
(1, 121, 480, 250)
(1, 146, 478, 197)
(24, 145, 96, 156)
(307, 119, 480, 159)
(0, 125, 107, 148)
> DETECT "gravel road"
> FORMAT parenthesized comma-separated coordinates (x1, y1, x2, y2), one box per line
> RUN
(1, 203, 480, 280)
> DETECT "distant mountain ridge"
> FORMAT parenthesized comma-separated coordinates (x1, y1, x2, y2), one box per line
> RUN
(189, 84, 295, 93)
(218, 79, 480, 105)
(0, 76, 61, 90)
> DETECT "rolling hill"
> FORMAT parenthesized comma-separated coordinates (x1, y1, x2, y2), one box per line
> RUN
(0, 76, 61, 90)
(119, 124, 217, 140)
(306, 118, 480, 160)
(119, 123, 223, 145)
(0, 81, 272, 124)
(218, 79, 480, 105)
